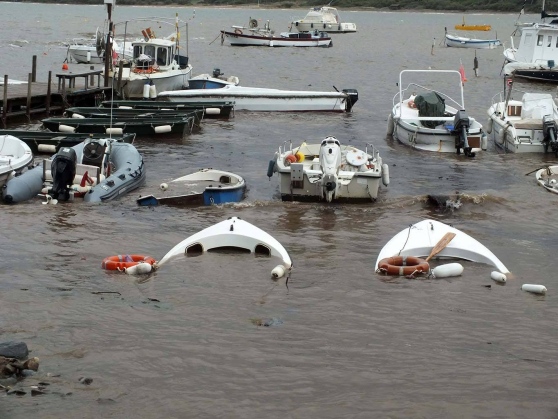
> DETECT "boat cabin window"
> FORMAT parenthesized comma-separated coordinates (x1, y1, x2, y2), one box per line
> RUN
(538, 35, 544, 46)
(548, 36, 552, 48)
(156, 47, 169, 66)
(144, 45, 156, 60)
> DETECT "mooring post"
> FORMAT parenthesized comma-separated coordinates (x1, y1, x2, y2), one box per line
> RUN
(2, 75, 7, 128)
(46, 71, 52, 116)
(26, 73, 32, 121)
(117, 60, 123, 96)
(90, 65, 95, 86)
(32, 55, 37, 82)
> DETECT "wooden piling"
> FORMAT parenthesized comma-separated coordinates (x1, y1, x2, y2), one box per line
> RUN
(2, 75, 7, 128)
(32, 55, 37, 83)
(46, 71, 52, 116)
(26, 73, 32, 120)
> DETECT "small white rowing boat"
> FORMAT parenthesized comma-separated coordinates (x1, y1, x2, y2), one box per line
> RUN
(535, 165, 558, 194)
(375, 219, 510, 273)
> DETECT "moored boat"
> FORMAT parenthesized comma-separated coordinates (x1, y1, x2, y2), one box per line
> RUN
(445, 33, 501, 49)
(137, 168, 246, 206)
(268, 136, 389, 203)
(0, 135, 33, 188)
(535, 165, 558, 193)
(99, 99, 235, 119)
(2, 137, 145, 204)
(221, 26, 332, 47)
(388, 69, 486, 156)
(290, 6, 357, 33)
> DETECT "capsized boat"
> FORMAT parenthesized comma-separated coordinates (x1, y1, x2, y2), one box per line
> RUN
(0, 130, 135, 155)
(0, 135, 33, 188)
(268, 136, 389, 203)
(158, 84, 358, 112)
(137, 168, 246, 206)
(290, 6, 357, 33)
(535, 165, 558, 193)
(157, 216, 292, 277)
(487, 89, 558, 153)
(445, 33, 501, 49)
(374, 219, 510, 274)
(388, 69, 486, 156)
(2, 138, 145, 204)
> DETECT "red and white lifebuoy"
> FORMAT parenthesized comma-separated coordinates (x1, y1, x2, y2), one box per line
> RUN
(377, 256, 430, 276)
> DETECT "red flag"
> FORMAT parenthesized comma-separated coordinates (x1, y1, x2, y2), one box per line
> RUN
(459, 63, 467, 83)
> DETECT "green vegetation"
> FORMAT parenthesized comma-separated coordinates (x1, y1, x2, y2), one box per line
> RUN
(15, 0, 535, 13)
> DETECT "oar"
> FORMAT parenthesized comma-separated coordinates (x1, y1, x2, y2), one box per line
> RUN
(425, 232, 456, 262)
(524, 166, 549, 176)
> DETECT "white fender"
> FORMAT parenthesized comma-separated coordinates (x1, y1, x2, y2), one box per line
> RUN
(497, 126, 506, 145)
(72, 113, 85, 119)
(143, 83, 150, 99)
(205, 108, 221, 115)
(59, 124, 75, 133)
(490, 271, 507, 283)
(124, 262, 153, 275)
(382, 163, 390, 186)
(38, 144, 57, 153)
(149, 84, 157, 99)
(486, 117, 493, 134)
(387, 113, 395, 136)
(481, 133, 488, 151)
(119, 106, 133, 109)
(432, 263, 463, 278)
(271, 265, 286, 279)
(106, 127, 123, 135)
(154, 125, 172, 134)
(521, 284, 547, 294)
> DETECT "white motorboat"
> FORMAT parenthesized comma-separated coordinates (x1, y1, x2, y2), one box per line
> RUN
(158, 84, 358, 112)
(487, 88, 558, 153)
(136, 168, 246, 206)
(375, 219, 510, 274)
(535, 165, 558, 193)
(502, 1, 558, 82)
(104, 17, 193, 99)
(388, 69, 486, 156)
(268, 136, 389, 203)
(0, 135, 33, 188)
(157, 216, 292, 277)
(66, 33, 133, 64)
(187, 69, 239, 89)
(290, 6, 357, 33)
(445, 33, 501, 49)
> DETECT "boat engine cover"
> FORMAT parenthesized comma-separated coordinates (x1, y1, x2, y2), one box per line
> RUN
(50, 147, 77, 201)
(319, 136, 342, 176)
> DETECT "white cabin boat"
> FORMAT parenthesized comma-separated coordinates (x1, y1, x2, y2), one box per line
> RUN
(487, 90, 558, 153)
(158, 84, 358, 112)
(290, 6, 357, 33)
(104, 17, 193, 99)
(268, 136, 389, 202)
(67, 36, 133, 64)
(388, 69, 486, 156)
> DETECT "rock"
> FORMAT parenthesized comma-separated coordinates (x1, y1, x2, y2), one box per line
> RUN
(0, 342, 29, 359)
(23, 357, 39, 371)
(79, 377, 93, 385)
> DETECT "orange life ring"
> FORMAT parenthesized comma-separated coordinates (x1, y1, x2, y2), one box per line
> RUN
(102, 254, 157, 271)
(284, 154, 297, 165)
(377, 256, 430, 276)
(408, 100, 417, 109)
(234, 28, 243, 35)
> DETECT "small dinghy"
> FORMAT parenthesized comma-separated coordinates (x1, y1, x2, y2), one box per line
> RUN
(0, 135, 33, 188)
(268, 136, 389, 202)
(375, 219, 510, 274)
(3, 138, 145, 204)
(137, 168, 246, 206)
(157, 216, 292, 277)
(535, 165, 558, 194)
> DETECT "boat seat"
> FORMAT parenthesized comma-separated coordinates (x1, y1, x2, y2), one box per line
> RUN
(43, 159, 104, 185)
(513, 118, 544, 130)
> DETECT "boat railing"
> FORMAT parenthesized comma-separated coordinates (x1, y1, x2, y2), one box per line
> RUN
(365, 143, 379, 159)
(396, 70, 465, 111)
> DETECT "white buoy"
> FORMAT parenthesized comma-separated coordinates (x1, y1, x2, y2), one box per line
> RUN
(490, 271, 507, 283)
(124, 262, 153, 275)
(86, 51, 91, 63)
(481, 133, 488, 150)
(58, 124, 75, 133)
(381, 164, 390, 186)
(38, 144, 57, 153)
(106, 127, 124, 135)
(271, 265, 286, 279)
(154, 125, 172, 134)
(149, 84, 157, 99)
(71, 113, 85, 119)
(521, 284, 547, 295)
(119, 106, 133, 109)
(160, 183, 169, 191)
(431, 263, 463, 278)
(205, 108, 221, 115)
(143, 83, 150, 99)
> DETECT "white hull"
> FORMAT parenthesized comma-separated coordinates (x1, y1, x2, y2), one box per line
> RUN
(389, 70, 485, 154)
(271, 139, 388, 202)
(375, 219, 510, 274)
(108, 65, 193, 99)
(158, 85, 354, 112)
(0, 135, 33, 187)
(291, 22, 357, 33)
(445, 34, 501, 49)
(486, 92, 558, 153)
(535, 165, 558, 193)
(221, 31, 332, 47)
(68, 42, 133, 64)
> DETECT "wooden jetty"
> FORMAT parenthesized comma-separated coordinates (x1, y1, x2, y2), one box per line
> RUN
(1, 56, 112, 128)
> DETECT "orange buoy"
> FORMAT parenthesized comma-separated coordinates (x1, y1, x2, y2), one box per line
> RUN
(284, 154, 297, 165)
(62, 63, 69, 71)
(102, 254, 156, 271)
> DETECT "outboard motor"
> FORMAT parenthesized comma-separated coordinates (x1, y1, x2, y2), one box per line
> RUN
(319, 136, 342, 202)
(50, 147, 77, 201)
(212, 68, 224, 78)
(452, 110, 475, 157)
(542, 114, 558, 156)
(342, 89, 358, 112)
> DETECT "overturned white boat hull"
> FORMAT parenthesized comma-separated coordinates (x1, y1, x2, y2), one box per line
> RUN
(375, 219, 510, 273)
(158, 216, 292, 270)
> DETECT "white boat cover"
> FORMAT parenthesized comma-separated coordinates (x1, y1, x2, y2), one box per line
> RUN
(375, 219, 510, 273)
(158, 216, 292, 268)
(521, 93, 555, 119)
